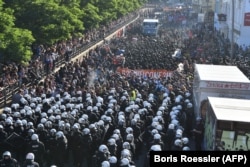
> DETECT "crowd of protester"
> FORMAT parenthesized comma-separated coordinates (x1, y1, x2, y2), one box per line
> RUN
(0, 6, 250, 167)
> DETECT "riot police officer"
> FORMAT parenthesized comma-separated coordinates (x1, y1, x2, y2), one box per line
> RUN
(0, 151, 19, 167)
(26, 134, 45, 167)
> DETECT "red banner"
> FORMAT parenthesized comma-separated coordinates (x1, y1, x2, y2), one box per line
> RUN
(117, 68, 173, 78)
(244, 12, 250, 26)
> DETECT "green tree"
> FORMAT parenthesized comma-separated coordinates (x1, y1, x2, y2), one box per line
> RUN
(0, 0, 34, 63)
(81, 2, 102, 29)
(97, 0, 118, 24)
(9, 0, 84, 45)
(1, 0, 147, 62)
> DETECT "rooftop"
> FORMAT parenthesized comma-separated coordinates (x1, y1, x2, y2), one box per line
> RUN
(208, 97, 250, 123)
(195, 64, 250, 83)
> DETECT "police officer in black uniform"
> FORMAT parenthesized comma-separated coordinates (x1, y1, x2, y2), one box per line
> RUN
(81, 128, 93, 167)
(0, 151, 19, 167)
(22, 153, 39, 167)
(26, 134, 45, 167)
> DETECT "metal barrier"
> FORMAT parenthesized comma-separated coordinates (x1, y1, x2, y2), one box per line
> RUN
(0, 13, 139, 108)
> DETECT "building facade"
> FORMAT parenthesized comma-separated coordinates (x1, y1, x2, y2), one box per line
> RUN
(214, 0, 250, 47)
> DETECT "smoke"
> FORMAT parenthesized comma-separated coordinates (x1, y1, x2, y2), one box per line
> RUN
(87, 70, 97, 88)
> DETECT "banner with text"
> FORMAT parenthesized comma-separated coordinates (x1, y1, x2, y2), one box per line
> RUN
(117, 68, 173, 78)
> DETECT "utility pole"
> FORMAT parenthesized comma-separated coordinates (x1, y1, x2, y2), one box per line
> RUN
(230, 0, 234, 64)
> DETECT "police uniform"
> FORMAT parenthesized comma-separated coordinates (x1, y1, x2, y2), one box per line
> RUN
(0, 151, 19, 167)
(26, 138, 45, 166)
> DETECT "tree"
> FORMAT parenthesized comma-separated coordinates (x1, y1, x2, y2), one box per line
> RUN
(81, 2, 102, 29)
(96, 0, 118, 25)
(1, 0, 147, 63)
(0, 0, 34, 63)
(8, 0, 84, 45)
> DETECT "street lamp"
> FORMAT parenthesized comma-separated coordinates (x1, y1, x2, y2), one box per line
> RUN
(230, 0, 234, 64)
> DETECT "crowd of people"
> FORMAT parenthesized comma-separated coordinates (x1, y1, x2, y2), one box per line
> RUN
(0, 6, 250, 167)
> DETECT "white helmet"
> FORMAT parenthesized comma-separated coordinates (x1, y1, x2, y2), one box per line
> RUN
(56, 131, 64, 139)
(150, 144, 162, 151)
(183, 146, 191, 151)
(121, 149, 131, 159)
(82, 114, 89, 120)
(111, 134, 119, 141)
(97, 120, 104, 127)
(26, 153, 35, 160)
(15, 119, 23, 126)
(156, 111, 162, 116)
(187, 102, 193, 108)
(109, 156, 117, 164)
(83, 128, 90, 135)
(108, 138, 116, 146)
(156, 124, 163, 131)
(5, 119, 12, 125)
(174, 139, 183, 147)
(125, 127, 133, 134)
(182, 137, 189, 145)
(50, 128, 57, 135)
(122, 142, 131, 150)
(168, 123, 175, 130)
(151, 129, 159, 135)
(126, 134, 134, 141)
(113, 129, 120, 135)
(87, 106, 93, 111)
(130, 119, 137, 126)
(99, 144, 108, 153)
(3, 151, 11, 158)
(31, 134, 39, 141)
(96, 102, 102, 107)
(101, 161, 110, 167)
(185, 92, 191, 97)
(176, 129, 183, 138)
(93, 106, 98, 111)
(154, 134, 161, 140)
(120, 158, 130, 166)
(171, 119, 179, 126)
(151, 122, 158, 128)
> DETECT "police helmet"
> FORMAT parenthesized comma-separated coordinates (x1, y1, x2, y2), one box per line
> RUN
(183, 146, 191, 151)
(174, 139, 182, 147)
(121, 149, 131, 159)
(3, 151, 11, 158)
(56, 131, 64, 139)
(99, 144, 108, 153)
(125, 127, 133, 134)
(120, 158, 130, 166)
(101, 161, 110, 167)
(122, 142, 130, 149)
(182, 137, 189, 145)
(168, 123, 175, 130)
(126, 134, 134, 141)
(31, 134, 39, 141)
(83, 128, 90, 135)
(154, 134, 161, 140)
(28, 129, 35, 136)
(26, 153, 35, 160)
(108, 138, 116, 146)
(150, 144, 162, 151)
(109, 156, 117, 164)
